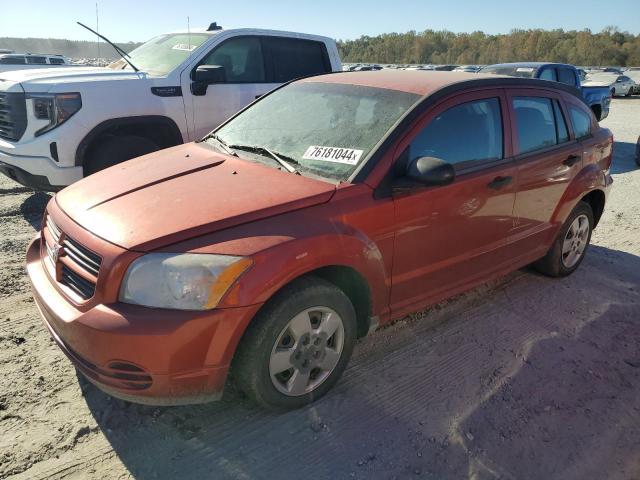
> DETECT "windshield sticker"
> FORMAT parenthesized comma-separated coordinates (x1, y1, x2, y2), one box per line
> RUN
(172, 44, 197, 51)
(516, 67, 535, 72)
(302, 146, 363, 165)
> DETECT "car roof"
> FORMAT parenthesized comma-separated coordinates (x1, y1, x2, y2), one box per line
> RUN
(300, 70, 582, 98)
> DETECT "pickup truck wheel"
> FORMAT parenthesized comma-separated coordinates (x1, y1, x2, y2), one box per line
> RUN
(233, 276, 357, 410)
(84, 135, 159, 176)
(532, 202, 594, 277)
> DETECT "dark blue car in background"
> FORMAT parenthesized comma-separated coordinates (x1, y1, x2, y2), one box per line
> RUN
(480, 62, 611, 120)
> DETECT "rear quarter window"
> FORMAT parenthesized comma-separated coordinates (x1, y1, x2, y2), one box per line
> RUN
(569, 106, 592, 139)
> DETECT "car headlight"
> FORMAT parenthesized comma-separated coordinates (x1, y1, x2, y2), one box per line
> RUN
(29, 92, 82, 136)
(119, 253, 253, 310)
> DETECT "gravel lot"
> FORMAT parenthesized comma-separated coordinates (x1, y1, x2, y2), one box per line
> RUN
(1, 99, 639, 480)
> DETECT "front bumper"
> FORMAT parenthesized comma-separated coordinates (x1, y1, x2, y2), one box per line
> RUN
(27, 235, 263, 405)
(0, 148, 82, 189)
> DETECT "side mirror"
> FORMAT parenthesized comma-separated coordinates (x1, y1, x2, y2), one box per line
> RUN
(392, 156, 454, 195)
(191, 65, 226, 95)
(406, 156, 455, 186)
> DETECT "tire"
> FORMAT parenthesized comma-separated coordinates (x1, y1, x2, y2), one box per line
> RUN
(84, 135, 159, 176)
(233, 276, 357, 410)
(611, 88, 616, 97)
(533, 202, 594, 277)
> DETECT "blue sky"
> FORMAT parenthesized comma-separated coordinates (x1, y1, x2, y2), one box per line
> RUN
(1, 0, 638, 42)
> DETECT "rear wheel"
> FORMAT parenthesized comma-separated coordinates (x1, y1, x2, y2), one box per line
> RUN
(84, 135, 159, 176)
(533, 202, 594, 277)
(233, 276, 357, 410)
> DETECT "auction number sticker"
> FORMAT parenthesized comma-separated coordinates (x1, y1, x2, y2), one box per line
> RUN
(302, 146, 364, 165)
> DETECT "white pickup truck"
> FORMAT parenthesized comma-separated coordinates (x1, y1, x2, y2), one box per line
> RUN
(0, 24, 341, 190)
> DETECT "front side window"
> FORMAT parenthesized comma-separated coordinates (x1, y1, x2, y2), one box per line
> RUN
(201, 37, 265, 83)
(265, 38, 330, 83)
(557, 68, 576, 86)
(569, 106, 591, 139)
(513, 97, 559, 153)
(539, 68, 557, 81)
(408, 98, 503, 166)
(213, 82, 419, 181)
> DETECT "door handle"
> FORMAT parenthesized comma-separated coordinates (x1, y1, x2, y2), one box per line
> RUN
(487, 176, 512, 190)
(563, 154, 580, 167)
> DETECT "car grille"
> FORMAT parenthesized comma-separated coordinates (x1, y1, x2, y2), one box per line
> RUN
(0, 91, 27, 141)
(44, 215, 102, 300)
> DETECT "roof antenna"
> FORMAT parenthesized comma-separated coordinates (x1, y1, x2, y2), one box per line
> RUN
(187, 16, 191, 51)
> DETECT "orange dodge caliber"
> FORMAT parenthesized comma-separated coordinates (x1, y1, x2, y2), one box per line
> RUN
(27, 71, 613, 410)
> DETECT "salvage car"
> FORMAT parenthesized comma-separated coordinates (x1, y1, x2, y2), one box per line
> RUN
(583, 73, 637, 97)
(27, 71, 613, 410)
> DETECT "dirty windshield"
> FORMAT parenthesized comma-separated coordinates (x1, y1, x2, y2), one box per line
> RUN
(212, 82, 420, 181)
(108, 33, 210, 76)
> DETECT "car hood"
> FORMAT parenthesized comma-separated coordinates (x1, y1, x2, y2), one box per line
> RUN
(55, 143, 337, 251)
(0, 67, 148, 92)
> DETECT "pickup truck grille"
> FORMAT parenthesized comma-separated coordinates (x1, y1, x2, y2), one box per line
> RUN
(44, 216, 102, 300)
(0, 92, 27, 141)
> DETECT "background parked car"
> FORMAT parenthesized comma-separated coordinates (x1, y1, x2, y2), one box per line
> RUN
(584, 73, 637, 97)
(480, 62, 612, 120)
(0, 53, 71, 73)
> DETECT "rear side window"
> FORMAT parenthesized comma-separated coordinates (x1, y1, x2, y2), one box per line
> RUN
(409, 98, 503, 165)
(513, 97, 561, 153)
(569, 106, 591, 139)
(26, 56, 47, 64)
(201, 37, 265, 83)
(264, 37, 330, 83)
(539, 68, 557, 81)
(48, 57, 65, 65)
(557, 68, 577, 86)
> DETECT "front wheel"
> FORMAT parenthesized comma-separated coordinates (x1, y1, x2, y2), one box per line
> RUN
(84, 135, 159, 176)
(233, 276, 357, 410)
(533, 202, 594, 277)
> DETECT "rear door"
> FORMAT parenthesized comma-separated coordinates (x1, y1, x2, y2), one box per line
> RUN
(389, 90, 518, 312)
(507, 88, 582, 254)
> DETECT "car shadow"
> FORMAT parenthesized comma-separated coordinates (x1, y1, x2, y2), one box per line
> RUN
(19, 191, 50, 230)
(81, 244, 640, 480)
(610, 141, 638, 174)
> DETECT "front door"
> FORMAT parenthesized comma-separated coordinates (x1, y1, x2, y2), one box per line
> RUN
(184, 36, 278, 140)
(389, 90, 517, 313)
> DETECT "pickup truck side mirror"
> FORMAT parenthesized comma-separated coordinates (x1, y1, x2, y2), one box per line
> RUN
(393, 156, 455, 194)
(191, 65, 226, 96)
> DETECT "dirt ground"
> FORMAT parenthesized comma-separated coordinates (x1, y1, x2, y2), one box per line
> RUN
(1, 99, 639, 480)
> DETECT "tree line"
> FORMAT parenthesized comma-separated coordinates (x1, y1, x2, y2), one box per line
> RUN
(337, 27, 640, 66)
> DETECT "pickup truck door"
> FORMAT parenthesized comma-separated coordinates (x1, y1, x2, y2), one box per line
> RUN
(389, 90, 517, 313)
(182, 36, 278, 141)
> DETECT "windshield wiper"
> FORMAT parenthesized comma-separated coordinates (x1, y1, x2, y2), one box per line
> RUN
(206, 134, 238, 156)
(77, 21, 140, 72)
(229, 144, 299, 174)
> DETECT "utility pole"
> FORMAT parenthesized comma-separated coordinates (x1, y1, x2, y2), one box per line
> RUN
(96, 2, 100, 59)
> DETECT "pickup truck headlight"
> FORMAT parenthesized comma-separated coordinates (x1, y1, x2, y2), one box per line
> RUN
(119, 253, 253, 310)
(30, 93, 82, 136)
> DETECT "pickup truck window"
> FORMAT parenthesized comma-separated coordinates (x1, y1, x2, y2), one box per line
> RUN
(26, 56, 47, 64)
(48, 57, 65, 65)
(539, 68, 557, 81)
(214, 82, 419, 180)
(513, 97, 559, 153)
(201, 37, 265, 83)
(108, 33, 210, 76)
(557, 68, 577, 86)
(0, 56, 26, 65)
(408, 98, 503, 166)
(569, 106, 591, 139)
(264, 37, 330, 83)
